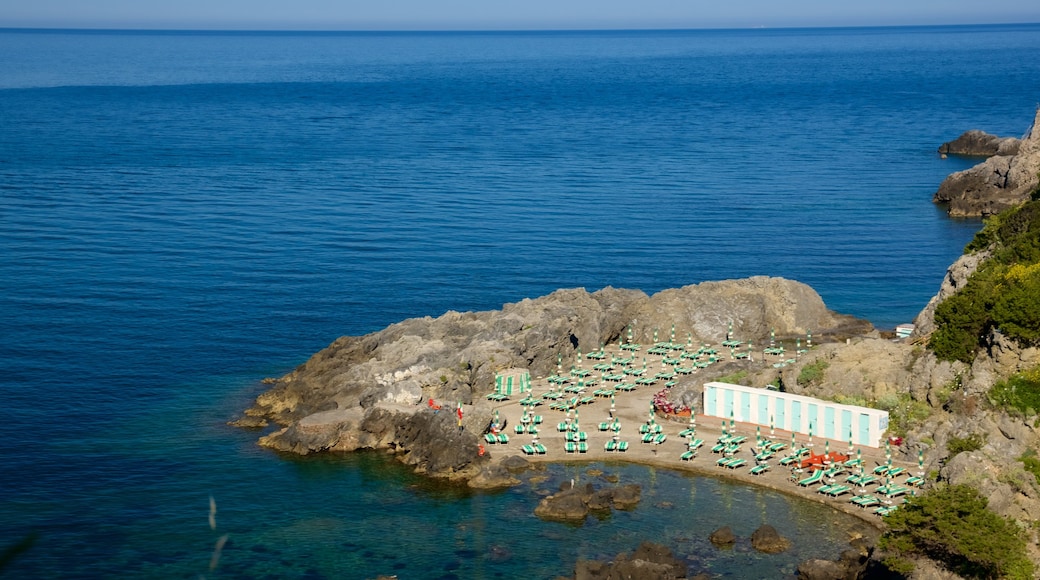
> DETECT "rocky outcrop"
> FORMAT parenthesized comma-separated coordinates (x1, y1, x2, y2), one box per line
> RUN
(933, 107, 1040, 217)
(572, 542, 688, 580)
(913, 250, 990, 338)
(938, 129, 1020, 157)
(533, 482, 642, 522)
(237, 277, 865, 481)
(708, 526, 736, 547)
(750, 524, 791, 554)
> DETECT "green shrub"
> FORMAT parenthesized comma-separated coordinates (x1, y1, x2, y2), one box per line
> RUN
(1018, 449, 1040, 485)
(716, 370, 748, 384)
(797, 359, 828, 387)
(947, 433, 986, 456)
(988, 365, 1040, 416)
(930, 199, 1040, 363)
(877, 394, 931, 438)
(880, 484, 1035, 580)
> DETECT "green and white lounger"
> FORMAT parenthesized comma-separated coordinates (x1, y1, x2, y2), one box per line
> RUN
(680, 450, 696, 461)
(605, 441, 618, 452)
(521, 444, 536, 455)
(716, 457, 736, 467)
(642, 433, 656, 443)
(750, 463, 770, 475)
(534, 444, 547, 454)
(578, 442, 588, 453)
(565, 442, 577, 453)
(653, 434, 667, 444)
(496, 433, 509, 444)
(726, 458, 747, 469)
(484, 433, 498, 444)
(905, 476, 925, 487)
(617, 441, 629, 452)
(688, 439, 704, 450)
(798, 470, 825, 486)
(514, 424, 527, 434)
(850, 494, 880, 508)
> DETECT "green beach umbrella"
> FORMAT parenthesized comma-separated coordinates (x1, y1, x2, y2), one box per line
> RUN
(918, 449, 925, 475)
(807, 329, 812, 349)
(670, 324, 676, 343)
(770, 328, 775, 348)
(770, 416, 775, 438)
(653, 328, 658, 343)
(727, 321, 733, 341)
(808, 425, 814, 447)
(627, 325, 633, 344)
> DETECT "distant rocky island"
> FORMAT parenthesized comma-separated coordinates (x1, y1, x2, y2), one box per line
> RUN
(237, 106, 1040, 579)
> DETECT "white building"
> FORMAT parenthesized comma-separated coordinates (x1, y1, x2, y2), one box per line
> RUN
(701, 381, 889, 448)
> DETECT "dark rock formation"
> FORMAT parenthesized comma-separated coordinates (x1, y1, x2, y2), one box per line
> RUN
(572, 541, 687, 580)
(533, 483, 642, 523)
(237, 277, 866, 482)
(938, 129, 1020, 157)
(750, 524, 791, 554)
(797, 558, 847, 580)
(709, 526, 737, 547)
(933, 108, 1040, 217)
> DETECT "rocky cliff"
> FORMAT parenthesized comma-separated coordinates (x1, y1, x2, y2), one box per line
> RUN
(933, 107, 1040, 217)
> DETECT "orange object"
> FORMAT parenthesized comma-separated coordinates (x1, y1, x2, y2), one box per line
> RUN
(478, 444, 486, 456)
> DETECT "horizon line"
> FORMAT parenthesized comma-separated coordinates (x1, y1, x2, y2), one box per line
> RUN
(2, 21, 1040, 34)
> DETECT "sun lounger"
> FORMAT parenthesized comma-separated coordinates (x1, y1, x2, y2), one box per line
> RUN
(557, 422, 569, 432)
(905, 476, 925, 487)
(653, 434, 667, 444)
(567, 431, 588, 442)
(779, 455, 799, 466)
(872, 464, 891, 475)
(680, 450, 696, 461)
(824, 485, 852, 497)
(484, 433, 498, 444)
(578, 442, 588, 453)
(712, 443, 727, 454)
(485, 393, 508, 402)
(755, 451, 773, 462)
(535, 444, 547, 454)
(514, 425, 527, 434)
(496, 433, 509, 444)
(717, 457, 736, 467)
(798, 470, 825, 486)
(768, 442, 787, 453)
(642, 433, 656, 443)
(598, 422, 612, 431)
(688, 439, 704, 450)
(617, 441, 628, 452)
(750, 463, 771, 475)
(726, 458, 747, 469)
(874, 506, 898, 517)
(635, 377, 656, 385)
(886, 466, 906, 477)
(522, 444, 536, 455)
(850, 494, 880, 508)
(605, 441, 618, 452)
(565, 442, 577, 453)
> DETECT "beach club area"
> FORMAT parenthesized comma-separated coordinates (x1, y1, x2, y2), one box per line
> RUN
(478, 332, 922, 523)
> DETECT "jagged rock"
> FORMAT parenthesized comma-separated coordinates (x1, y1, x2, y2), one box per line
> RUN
(933, 108, 1040, 217)
(914, 251, 991, 338)
(572, 542, 687, 580)
(534, 486, 590, 522)
(709, 526, 736, 547)
(938, 129, 1020, 157)
(468, 464, 520, 490)
(534, 483, 643, 522)
(610, 483, 642, 509)
(499, 455, 531, 472)
(750, 524, 791, 554)
(797, 558, 845, 580)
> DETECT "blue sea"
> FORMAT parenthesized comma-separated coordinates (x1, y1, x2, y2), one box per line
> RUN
(2, 24, 1040, 578)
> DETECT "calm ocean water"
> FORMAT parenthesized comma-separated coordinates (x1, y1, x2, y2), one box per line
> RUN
(2, 24, 1040, 578)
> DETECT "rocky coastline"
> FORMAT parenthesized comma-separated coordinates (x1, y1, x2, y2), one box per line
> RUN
(932, 107, 1040, 217)
(237, 109, 1040, 578)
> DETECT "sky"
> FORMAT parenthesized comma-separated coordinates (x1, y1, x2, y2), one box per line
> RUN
(2, 0, 1039, 30)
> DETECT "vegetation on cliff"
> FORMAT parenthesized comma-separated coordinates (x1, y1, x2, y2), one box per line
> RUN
(879, 484, 1035, 579)
(929, 195, 1040, 363)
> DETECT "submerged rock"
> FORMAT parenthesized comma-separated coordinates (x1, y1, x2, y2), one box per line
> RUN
(938, 129, 1020, 157)
(709, 526, 737, 547)
(572, 541, 687, 580)
(750, 524, 791, 554)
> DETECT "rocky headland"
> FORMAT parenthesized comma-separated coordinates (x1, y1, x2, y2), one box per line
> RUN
(240, 109, 1040, 578)
(933, 107, 1040, 217)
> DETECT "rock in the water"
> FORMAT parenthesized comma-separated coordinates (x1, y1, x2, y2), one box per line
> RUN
(534, 483, 642, 523)
(938, 129, 1020, 157)
(750, 524, 791, 554)
(572, 541, 686, 580)
(534, 488, 589, 522)
(933, 108, 1040, 217)
(709, 526, 736, 547)
(499, 455, 531, 472)
(797, 558, 846, 580)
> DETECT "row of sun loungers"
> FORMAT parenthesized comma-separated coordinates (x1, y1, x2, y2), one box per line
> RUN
(604, 440, 629, 452)
(642, 433, 667, 444)
(484, 433, 509, 444)
(521, 443, 547, 455)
